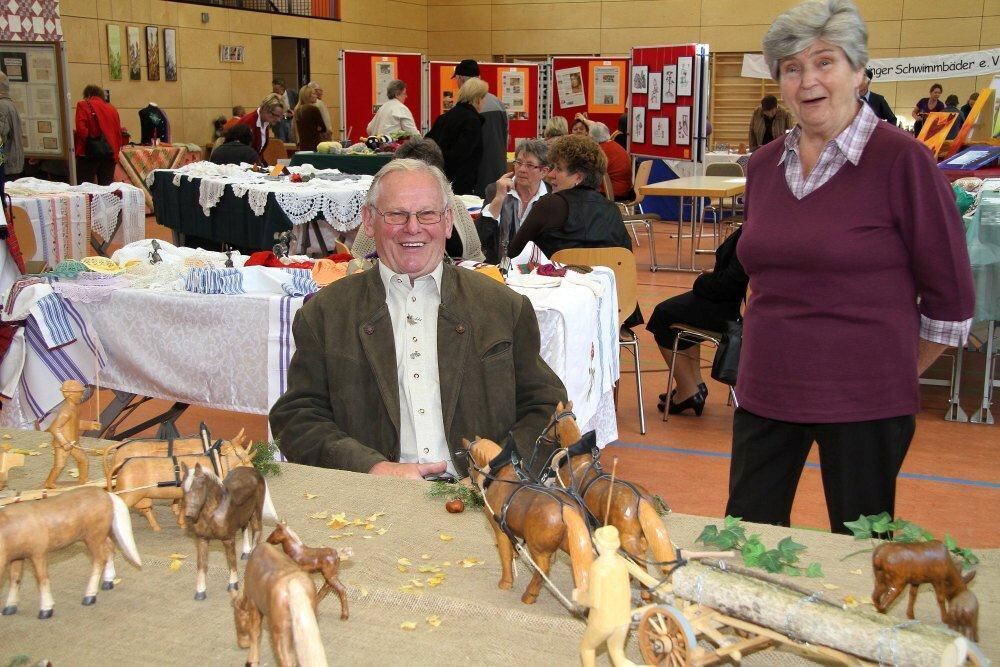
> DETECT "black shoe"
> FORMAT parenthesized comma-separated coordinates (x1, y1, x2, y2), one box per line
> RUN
(658, 385, 708, 415)
(658, 383, 708, 404)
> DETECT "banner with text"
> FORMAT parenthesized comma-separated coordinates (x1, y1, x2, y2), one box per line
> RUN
(742, 49, 1000, 82)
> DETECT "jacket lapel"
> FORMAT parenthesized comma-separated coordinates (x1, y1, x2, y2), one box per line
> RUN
(437, 264, 471, 434)
(358, 268, 400, 438)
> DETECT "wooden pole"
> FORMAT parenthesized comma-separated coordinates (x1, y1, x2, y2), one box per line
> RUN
(603, 457, 617, 526)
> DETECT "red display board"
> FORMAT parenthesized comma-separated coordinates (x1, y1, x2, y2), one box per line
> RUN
(339, 50, 424, 143)
(628, 44, 704, 161)
(427, 61, 540, 152)
(549, 57, 630, 137)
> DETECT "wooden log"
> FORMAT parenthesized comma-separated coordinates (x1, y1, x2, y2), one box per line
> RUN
(671, 561, 967, 667)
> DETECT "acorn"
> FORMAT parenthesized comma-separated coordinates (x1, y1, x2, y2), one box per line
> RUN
(445, 498, 465, 513)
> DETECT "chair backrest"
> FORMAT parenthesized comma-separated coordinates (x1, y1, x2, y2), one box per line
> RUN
(9, 205, 38, 268)
(261, 138, 288, 166)
(631, 160, 653, 205)
(551, 247, 637, 329)
(334, 240, 350, 255)
(705, 161, 744, 177)
(601, 173, 615, 202)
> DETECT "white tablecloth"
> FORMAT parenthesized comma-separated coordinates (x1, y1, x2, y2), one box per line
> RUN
(0, 270, 620, 446)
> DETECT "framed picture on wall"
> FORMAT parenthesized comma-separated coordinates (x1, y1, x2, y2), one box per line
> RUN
(631, 65, 648, 94)
(163, 28, 177, 81)
(107, 25, 122, 80)
(145, 26, 160, 81)
(662, 64, 677, 104)
(126, 26, 142, 80)
(676, 106, 691, 145)
(677, 56, 693, 97)
(632, 106, 646, 144)
(648, 72, 662, 111)
(652, 117, 670, 146)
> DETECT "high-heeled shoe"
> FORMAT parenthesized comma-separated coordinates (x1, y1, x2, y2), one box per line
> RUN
(657, 384, 708, 415)
(658, 383, 708, 403)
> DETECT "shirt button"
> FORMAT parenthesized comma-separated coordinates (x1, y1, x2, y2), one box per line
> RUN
(413, 373, 420, 379)
(423, 448, 430, 454)
(411, 296, 416, 302)
(418, 408, 425, 414)
(412, 336, 417, 342)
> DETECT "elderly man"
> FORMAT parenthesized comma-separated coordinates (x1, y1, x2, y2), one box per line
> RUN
(271, 79, 297, 142)
(480, 139, 550, 262)
(0, 72, 23, 186)
(238, 93, 286, 156)
(270, 159, 566, 480)
(307, 82, 333, 136)
(453, 59, 508, 197)
(367, 79, 419, 136)
(859, 68, 896, 125)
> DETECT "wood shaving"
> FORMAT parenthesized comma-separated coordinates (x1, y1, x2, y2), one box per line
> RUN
(359, 587, 369, 598)
(410, 579, 424, 588)
(363, 523, 375, 531)
(441, 561, 451, 567)
(843, 595, 858, 607)
(850, 569, 864, 575)
(375, 527, 388, 536)
(397, 564, 409, 573)
(426, 615, 442, 628)
(397, 558, 412, 566)
(460, 557, 482, 568)
(308, 511, 329, 520)
(420, 554, 432, 560)
(68, 469, 80, 478)
(169, 553, 188, 559)
(400, 621, 417, 630)
(822, 583, 840, 590)
(303, 493, 319, 499)
(1, 434, 10, 439)
(168, 559, 183, 571)
(439, 533, 454, 541)
(362, 535, 374, 540)
(366, 511, 386, 522)
(112, 578, 122, 585)
(419, 565, 442, 573)
(327, 512, 349, 529)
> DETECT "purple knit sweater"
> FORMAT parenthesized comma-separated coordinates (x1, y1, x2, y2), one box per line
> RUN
(736, 124, 975, 423)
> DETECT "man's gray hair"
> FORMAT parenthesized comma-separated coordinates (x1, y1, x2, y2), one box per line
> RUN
(516, 139, 548, 166)
(366, 158, 454, 212)
(588, 122, 611, 143)
(0, 72, 8, 93)
(387, 79, 407, 100)
(762, 0, 868, 80)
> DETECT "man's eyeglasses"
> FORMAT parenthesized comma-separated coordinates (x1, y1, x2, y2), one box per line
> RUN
(370, 205, 446, 226)
(513, 160, 546, 171)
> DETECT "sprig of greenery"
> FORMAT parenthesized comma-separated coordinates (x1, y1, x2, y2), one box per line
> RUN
(426, 481, 484, 508)
(843, 513, 979, 570)
(651, 494, 671, 517)
(697, 516, 824, 577)
(250, 440, 282, 477)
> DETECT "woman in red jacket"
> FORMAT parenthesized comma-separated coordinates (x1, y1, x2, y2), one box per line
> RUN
(74, 84, 124, 185)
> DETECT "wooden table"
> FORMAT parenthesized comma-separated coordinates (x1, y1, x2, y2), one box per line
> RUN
(639, 175, 746, 271)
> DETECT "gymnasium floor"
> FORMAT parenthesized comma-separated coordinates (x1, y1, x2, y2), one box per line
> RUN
(93, 217, 999, 548)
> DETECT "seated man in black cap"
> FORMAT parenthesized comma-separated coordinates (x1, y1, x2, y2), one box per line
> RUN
(453, 59, 509, 197)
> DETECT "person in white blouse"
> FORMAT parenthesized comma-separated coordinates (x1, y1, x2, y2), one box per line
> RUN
(480, 139, 550, 262)
(367, 80, 419, 137)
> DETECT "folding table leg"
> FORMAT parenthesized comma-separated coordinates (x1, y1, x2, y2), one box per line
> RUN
(944, 346, 967, 423)
(970, 320, 996, 425)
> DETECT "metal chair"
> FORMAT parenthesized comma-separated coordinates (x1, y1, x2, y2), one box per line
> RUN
(662, 324, 735, 422)
(616, 160, 659, 270)
(552, 247, 646, 434)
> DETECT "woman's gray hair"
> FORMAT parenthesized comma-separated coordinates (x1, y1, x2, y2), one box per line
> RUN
(543, 116, 568, 138)
(762, 0, 868, 80)
(516, 139, 548, 167)
(588, 122, 611, 143)
(387, 79, 406, 100)
(366, 158, 454, 212)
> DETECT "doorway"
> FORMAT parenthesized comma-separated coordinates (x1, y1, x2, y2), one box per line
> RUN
(271, 36, 310, 92)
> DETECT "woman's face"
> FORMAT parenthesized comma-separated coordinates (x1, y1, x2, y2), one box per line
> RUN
(548, 160, 582, 192)
(571, 121, 588, 136)
(929, 86, 942, 103)
(777, 39, 863, 140)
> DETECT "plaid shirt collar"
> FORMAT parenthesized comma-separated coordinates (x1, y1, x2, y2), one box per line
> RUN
(778, 102, 878, 167)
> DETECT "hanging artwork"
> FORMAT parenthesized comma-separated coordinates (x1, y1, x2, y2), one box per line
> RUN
(371, 57, 396, 111)
(662, 65, 677, 104)
(163, 28, 177, 82)
(555, 66, 585, 109)
(631, 65, 648, 94)
(677, 56, 693, 97)
(632, 106, 646, 144)
(126, 27, 142, 80)
(145, 26, 159, 81)
(676, 106, 691, 145)
(591, 63, 624, 111)
(107, 25, 122, 81)
(652, 117, 670, 146)
(648, 72, 661, 111)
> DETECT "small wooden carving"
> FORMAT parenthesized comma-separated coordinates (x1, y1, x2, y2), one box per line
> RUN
(871, 541, 977, 631)
(266, 522, 349, 619)
(573, 525, 635, 667)
(232, 542, 327, 667)
(545, 402, 675, 574)
(947, 589, 979, 642)
(0, 487, 141, 619)
(102, 426, 247, 482)
(44, 380, 102, 489)
(0, 449, 26, 491)
(461, 435, 593, 604)
(181, 462, 266, 600)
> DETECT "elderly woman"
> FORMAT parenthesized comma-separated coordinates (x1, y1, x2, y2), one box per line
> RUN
(587, 120, 633, 200)
(570, 117, 589, 136)
(729, 0, 975, 533)
(543, 116, 568, 141)
(911, 82, 944, 135)
(367, 79, 418, 137)
(479, 139, 550, 262)
(426, 77, 487, 195)
(293, 85, 330, 152)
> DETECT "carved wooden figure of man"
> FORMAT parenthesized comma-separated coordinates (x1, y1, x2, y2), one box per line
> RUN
(44, 380, 101, 489)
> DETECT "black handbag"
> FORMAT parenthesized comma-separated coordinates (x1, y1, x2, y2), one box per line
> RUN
(84, 101, 113, 159)
(711, 319, 742, 386)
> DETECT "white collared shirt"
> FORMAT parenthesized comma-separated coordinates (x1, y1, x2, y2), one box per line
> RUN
(481, 181, 548, 232)
(377, 261, 454, 475)
(256, 110, 269, 139)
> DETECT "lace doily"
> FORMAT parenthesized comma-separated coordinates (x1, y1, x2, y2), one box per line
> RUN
(198, 179, 226, 217)
(123, 261, 188, 290)
(52, 273, 129, 303)
(81, 256, 125, 275)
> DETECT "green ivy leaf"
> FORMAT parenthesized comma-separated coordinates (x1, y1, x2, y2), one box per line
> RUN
(714, 528, 743, 550)
(783, 564, 802, 577)
(806, 562, 824, 578)
(777, 536, 807, 563)
(944, 534, 957, 551)
(897, 521, 927, 543)
(758, 550, 784, 573)
(843, 515, 872, 540)
(743, 537, 766, 567)
(696, 524, 719, 546)
(724, 515, 742, 528)
(870, 511, 892, 535)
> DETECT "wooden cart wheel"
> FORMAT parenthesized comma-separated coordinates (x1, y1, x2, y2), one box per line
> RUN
(637, 605, 697, 666)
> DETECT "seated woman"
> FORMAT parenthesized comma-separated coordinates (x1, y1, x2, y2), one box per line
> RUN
(646, 227, 747, 415)
(911, 82, 943, 136)
(210, 123, 261, 165)
(543, 116, 568, 141)
(570, 117, 589, 136)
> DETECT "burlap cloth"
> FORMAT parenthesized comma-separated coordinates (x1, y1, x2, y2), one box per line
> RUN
(0, 427, 995, 666)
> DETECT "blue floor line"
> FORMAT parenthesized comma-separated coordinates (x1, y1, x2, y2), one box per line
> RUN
(608, 440, 1000, 490)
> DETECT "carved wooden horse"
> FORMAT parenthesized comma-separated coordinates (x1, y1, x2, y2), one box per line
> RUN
(461, 435, 593, 605)
(102, 424, 247, 483)
(0, 486, 141, 619)
(181, 462, 266, 600)
(232, 542, 327, 667)
(266, 521, 349, 619)
(542, 402, 676, 575)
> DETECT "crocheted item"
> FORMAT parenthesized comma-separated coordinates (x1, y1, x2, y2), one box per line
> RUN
(198, 178, 226, 217)
(52, 272, 129, 303)
(81, 256, 125, 275)
(46, 259, 90, 280)
(123, 261, 188, 290)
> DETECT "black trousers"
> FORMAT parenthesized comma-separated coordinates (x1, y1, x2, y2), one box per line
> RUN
(725, 408, 915, 534)
(76, 156, 116, 186)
